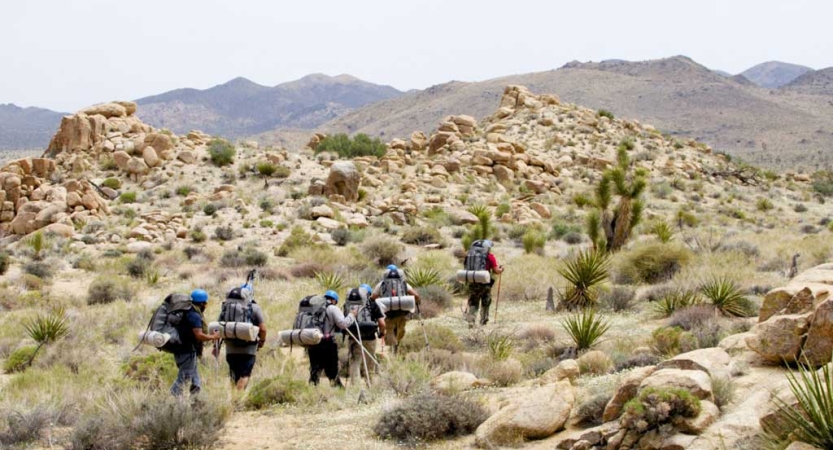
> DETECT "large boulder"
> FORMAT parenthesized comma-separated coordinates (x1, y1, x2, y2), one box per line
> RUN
(603, 365, 657, 422)
(475, 381, 574, 447)
(432, 371, 478, 394)
(82, 102, 127, 118)
(802, 298, 833, 366)
(541, 359, 580, 384)
(657, 348, 731, 379)
(142, 146, 160, 168)
(323, 162, 361, 202)
(638, 368, 713, 401)
(747, 313, 811, 363)
(760, 284, 830, 322)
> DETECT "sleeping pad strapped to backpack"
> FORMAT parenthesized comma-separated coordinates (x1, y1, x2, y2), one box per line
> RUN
(342, 288, 378, 340)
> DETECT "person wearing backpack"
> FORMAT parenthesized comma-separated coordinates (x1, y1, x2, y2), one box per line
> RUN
(370, 265, 420, 353)
(344, 284, 386, 385)
(465, 240, 503, 327)
(215, 284, 267, 391)
(170, 289, 221, 397)
(308, 290, 356, 387)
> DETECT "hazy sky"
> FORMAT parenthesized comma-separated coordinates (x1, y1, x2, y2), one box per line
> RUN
(2, 0, 831, 112)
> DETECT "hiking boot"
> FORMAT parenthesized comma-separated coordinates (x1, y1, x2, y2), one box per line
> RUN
(481, 318, 489, 326)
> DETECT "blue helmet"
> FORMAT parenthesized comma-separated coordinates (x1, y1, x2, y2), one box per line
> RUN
(360, 283, 373, 296)
(386, 264, 398, 271)
(482, 240, 494, 250)
(191, 289, 209, 304)
(324, 290, 339, 303)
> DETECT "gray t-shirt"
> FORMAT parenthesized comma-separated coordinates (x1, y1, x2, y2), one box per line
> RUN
(324, 304, 355, 336)
(224, 303, 265, 355)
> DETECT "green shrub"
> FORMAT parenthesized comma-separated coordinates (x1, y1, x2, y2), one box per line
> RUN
(315, 133, 386, 159)
(256, 162, 278, 177)
(765, 356, 833, 448)
(652, 326, 697, 357)
(220, 248, 268, 268)
(373, 392, 488, 444)
(3, 346, 38, 373)
(597, 109, 615, 120)
(331, 228, 350, 246)
(214, 224, 234, 241)
(651, 290, 702, 317)
(190, 229, 207, 243)
(362, 236, 403, 267)
(600, 286, 636, 312)
(277, 226, 317, 257)
(399, 323, 462, 353)
(649, 221, 674, 243)
(573, 193, 593, 208)
(203, 202, 218, 216)
(487, 332, 514, 361)
(401, 226, 443, 246)
(88, 277, 134, 305)
(620, 387, 701, 431)
(711, 376, 735, 410)
(175, 185, 193, 196)
(101, 177, 121, 189)
(123, 353, 177, 386)
(619, 242, 691, 284)
(23, 260, 55, 279)
(314, 272, 345, 292)
(119, 192, 137, 203)
(126, 257, 150, 278)
(701, 277, 753, 317)
(208, 139, 236, 166)
(550, 219, 582, 240)
(557, 249, 610, 310)
(756, 198, 774, 212)
(522, 229, 546, 255)
(405, 267, 443, 288)
(246, 375, 311, 409)
(562, 309, 610, 351)
(495, 202, 511, 217)
(0, 252, 8, 275)
(0, 405, 53, 446)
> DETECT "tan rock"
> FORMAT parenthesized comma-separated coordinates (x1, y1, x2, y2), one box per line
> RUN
(524, 179, 547, 194)
(178, 150, 196, 164)
(113, 151, 131, 170)
(410, 131, 428, 151)
(747, 313, 811, 363)
(323, 162, 361, 202)
(530, 202, 551, 219)
(761, 285, 831, 322)
(603, 366, 657, 422)
(44, 223, 74, 238)
(83, 102, 127, 118)
(656, 347, 731, 379)
(475, 381, 574, 447)
(429, 131, 455, 154)
(493, 165, 514, 183)
(126, 158, 150, 175)
(785, 442, 824, 450)
(310, 204, 334, 219)
(346, 214, 368, 228)
(678, 400, 720, 435)
(316, 217, 344, 230)
(81, 193, 99, 210)
(802, 298, 833, 365)
(541, 359, 580, 384)
(639, 368, 713, 401)
(432, 371, 478, 394)
(142, 146, 160, 168)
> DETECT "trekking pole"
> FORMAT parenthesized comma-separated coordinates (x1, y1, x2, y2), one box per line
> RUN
(343, 327, 381, 367)
(354, 308, 372, 388)
(493, 271, 503, 324)
(416, 302, 430, 350)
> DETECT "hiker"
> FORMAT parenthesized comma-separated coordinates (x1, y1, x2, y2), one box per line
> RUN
(215, 282, 267, 391)
(308, 290, 356, 387)
(370, 265, 420, 353)
(465, 239, 503, 327)
(170, 289, 220, 397)
(344, 284, 386, 385)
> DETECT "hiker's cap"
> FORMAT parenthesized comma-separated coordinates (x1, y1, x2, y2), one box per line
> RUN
(482, 240, 494, 249)
(324, 290, 339, 303)
(191, 289, 209, 303)
(360, 283, 373, 295)
(386, 264, 398, 271)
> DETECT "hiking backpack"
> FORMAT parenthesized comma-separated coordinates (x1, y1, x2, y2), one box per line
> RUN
(146, 293, 194, 353)
(342, 288, 378, 340)
(379, 271, 410, 318)
(218, 287, 256, 344)
(458, 240, 492, 284)
(293, 295, 330, 336)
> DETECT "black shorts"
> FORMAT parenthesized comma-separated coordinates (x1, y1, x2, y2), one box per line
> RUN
(226, 354, 256, 381)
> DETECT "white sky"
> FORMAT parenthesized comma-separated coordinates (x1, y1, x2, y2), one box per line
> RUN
(2, 0, 831, 112)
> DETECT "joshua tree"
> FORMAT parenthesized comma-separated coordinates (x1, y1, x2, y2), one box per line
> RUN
(586, 147, 647, 252)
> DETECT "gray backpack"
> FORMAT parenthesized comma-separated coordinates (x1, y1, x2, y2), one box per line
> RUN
(149, 293, 193, 353)
(294, 295, 330, 336)
(379, 270, 410, 318)
(465, 240, 490, 272)
(219, 287, 255, 345)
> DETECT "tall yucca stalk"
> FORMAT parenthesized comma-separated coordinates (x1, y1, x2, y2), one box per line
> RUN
(765, 357, 833, 448)
(462, 204, 492, 250)
(587, 148, 647, 252)
(557, 249, 611, 310)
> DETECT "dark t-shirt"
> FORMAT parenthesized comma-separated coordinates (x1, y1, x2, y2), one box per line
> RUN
(175, 309, 203, 354)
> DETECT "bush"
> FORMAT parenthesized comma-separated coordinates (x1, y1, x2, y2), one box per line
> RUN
(400, 226, 443, 246)
(277, 227, 317, 257)
(522, 229, 546, 255)
(362, 236, 403, 267)
(652, 290, 702, 317)
(652, 326, 697, 357)
(0, 405, 52, 446)
(256, 162, 278, 177)
(373, 391, 488, 444)
(87, 277, 134, 305)
(175, 185, 193, 196)
(701, 277, 753, 317)
(597, 109, 615, 120)
(476, 357, 524, 386)
(190, 229, 206, 243)
(418, 284, 453, 317)
(23, 260, 55, 279)
(575, 394, 613, 426)
(557, 249, 610, 310)
(405, 267, 443, 288)
(316, 133, 386, 159)
(246, 375, 312, 409)
(126, 257, 150, 278)
(101, 177, 121, 189)
(577, 350, 613, 375)
(619, 243, 691, 284)
(0, 252, 8, 275)
(220, 248, 269, 268)
(331, 228, 350, 246)
(550, 219, 582, 240)
(487, 332, 514, 361)
(615, 353, 661, 371)
(3, 346, 37, 373)
(667, 304, 717, 330)
(765, 356, 833, 448)
(214, 224, 234, 241)
(620, 387, 701, 432)
(794, 203, 808, 213)
(183, 246, 202, 260)
(203, 203, 218, 216)
(600, 286, 636, 312)
(208, 139, 236, 166)
(756, 198, 775, 212)
(562, 231, 584, 245)
(399, 323, 462, 353)
(123, 353, 177, 386)
(290, 262, 328, 278)
(119, 191, 137, 203)
(711, 376, 735, 410)
(562, 309, 610, 351)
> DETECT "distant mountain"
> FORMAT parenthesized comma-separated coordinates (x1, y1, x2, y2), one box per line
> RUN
(317, 56, 833, 170)
(741, 61, 813, 88)
(135, 74, 403, 137)
(0, 104, 65, 151)
(783, 67, 833, 96)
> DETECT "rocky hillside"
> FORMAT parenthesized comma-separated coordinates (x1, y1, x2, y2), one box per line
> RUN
(135, 74, 403, 138)
(0, 103, 65, 150)
(316, 56, 833, 170)
(783, 67, 833, 96)
(740, 61, 813, 88)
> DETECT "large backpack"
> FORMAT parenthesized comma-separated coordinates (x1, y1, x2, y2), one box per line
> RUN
(293, 295, 330, 336)
(148, 293, 194, 353)
(379, 270, 410, 318)
(465, 240, 490, 272)
(219, 287, 255, 345)
(342, 288, 378, 340)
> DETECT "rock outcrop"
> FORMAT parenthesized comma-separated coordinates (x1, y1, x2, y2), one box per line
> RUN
(323, 161, 361, 202)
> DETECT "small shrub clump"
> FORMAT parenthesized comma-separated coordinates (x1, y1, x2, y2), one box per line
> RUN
(208, 139, 236, 166)
(400, 226, 443, 246)
(316, 133, 386, 159)
(373, 391, 488, 444)
(362, 236, 403, 267)
(214, 224, 234, 241)
(3, 346, 38, 373)
(620, 387, 701, 432)
(619, 243, 691, 284)
(399, 323, 462, 353)
(277, 227, 318, 257)
(0, 252, 9, 275)
(575, 394, 613, 426)
(245, 375, 312, 409)
(23, 260, 56, 279)
(87, 277, 134, 305)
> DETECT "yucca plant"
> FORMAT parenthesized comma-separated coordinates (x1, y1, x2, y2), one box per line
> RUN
(462, 204, 492, 250)
(23, 309, 70, 368)
(650, 220, 674, 243)
(557, 249, 611, 310)
(26, 231, 47, 260)
(562, 309, 610, 351)
(651, 290, 703, 317)
(405, 267, 443, 288)
(145, 267, 161, 286)
(701, 277, 750, 317)
(765, 357, 833, 448)
(486, 332, 514, 361)
(315, 271, 345, 292)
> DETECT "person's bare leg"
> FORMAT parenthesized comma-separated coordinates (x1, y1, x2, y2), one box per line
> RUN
(236, 377, 249, 390)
